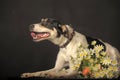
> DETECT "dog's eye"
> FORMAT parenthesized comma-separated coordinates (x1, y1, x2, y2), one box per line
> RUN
(40, 22, 47, 26)
(53, 23, 57, 26)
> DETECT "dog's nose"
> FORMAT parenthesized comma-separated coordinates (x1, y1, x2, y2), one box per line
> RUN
(29, 24, 34, 30)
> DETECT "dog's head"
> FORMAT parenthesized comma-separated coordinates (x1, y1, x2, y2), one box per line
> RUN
(29, 18, 74, 42)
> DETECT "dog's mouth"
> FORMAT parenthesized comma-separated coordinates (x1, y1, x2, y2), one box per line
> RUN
(30, 32, 50, 40)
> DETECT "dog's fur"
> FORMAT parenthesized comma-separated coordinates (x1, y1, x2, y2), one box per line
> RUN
(21, 18, 120, 78)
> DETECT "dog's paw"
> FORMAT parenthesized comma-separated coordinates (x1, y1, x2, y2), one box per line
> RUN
(39, 72, 51, 78)
(21, 73, 34, 78)
(39, 71, 58, 78)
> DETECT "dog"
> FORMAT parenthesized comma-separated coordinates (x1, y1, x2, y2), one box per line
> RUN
(21, 18, 120, 78)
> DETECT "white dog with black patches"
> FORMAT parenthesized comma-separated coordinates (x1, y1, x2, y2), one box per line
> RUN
(21, 18, 120, 78)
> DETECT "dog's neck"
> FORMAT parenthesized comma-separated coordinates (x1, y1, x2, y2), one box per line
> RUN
(49, 31, 75, 48)
(49, 35, 68, 47)
(60, 31, 75, 48)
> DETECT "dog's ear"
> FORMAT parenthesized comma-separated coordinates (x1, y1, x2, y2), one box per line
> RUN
(61, 25, 68, 35)
(61, 25, 74, 38)
(54, 25, 68, 37)
(60, 25, 71, 38)
(41, 18, 48, 22)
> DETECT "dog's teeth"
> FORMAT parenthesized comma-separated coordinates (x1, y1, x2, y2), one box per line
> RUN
(44, 33, 47, 36)
(43, 33, 49, 37)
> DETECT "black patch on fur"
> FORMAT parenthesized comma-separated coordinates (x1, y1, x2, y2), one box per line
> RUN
(40, 18, 63, 37)
(86, 36, 106, 51)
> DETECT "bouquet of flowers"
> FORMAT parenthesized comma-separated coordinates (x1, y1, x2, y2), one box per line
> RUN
(70, 40, 119, 78)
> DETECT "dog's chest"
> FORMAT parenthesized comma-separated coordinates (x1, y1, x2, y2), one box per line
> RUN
(60, 46, 78, 61)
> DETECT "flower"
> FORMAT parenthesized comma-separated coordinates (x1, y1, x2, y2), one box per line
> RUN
(93, 71, 105, 78)
(111, 60, 117, 66)
(113, 66, 118, 72)
(94, 72, 101, 78)
(71, 63, 80, 70)
(89, 59, 94, 63)
(79, 53, 84, 58)
(91, 40, 96, 45)
(92, 64, 101, 71)
(107, 72, 114, 78)
(69, 40, 119, 78)
(108, 66, 114, 71)
(102, 57, 111, 65)
(94, 45, 104, 53)
(100, 51, 106, 56)
(78, 49, 88, 58)
(82, 67, 90, 76)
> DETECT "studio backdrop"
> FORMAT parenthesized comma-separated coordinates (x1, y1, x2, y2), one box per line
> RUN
(0, 0, 119, 79)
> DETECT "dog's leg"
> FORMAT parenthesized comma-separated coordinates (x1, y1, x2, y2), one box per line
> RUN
(21, 51, 66, 78)
(51, 64, 78, 78)
(105, 43, 120, 78)
(21, 68, 60, 78)
(54, 52, 66, 71)
(55, 57, 81, 79)
(48, 55, 78, 79)
(105, 43, 120, 61)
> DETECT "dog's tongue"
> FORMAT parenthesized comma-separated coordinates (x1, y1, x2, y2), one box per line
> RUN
(31, 32, 38, 39)
(31, 32, 36, 37)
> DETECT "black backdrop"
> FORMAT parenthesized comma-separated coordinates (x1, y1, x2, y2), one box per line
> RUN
(0, 0, 120, 79)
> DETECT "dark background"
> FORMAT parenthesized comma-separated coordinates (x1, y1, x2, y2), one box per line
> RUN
(0, 0, 120, 79)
